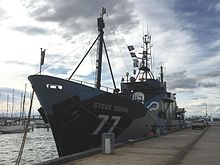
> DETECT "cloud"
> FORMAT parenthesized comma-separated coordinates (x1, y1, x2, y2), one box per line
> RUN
(5, 61, 39, 72)
(166, 70, 198, 90)
(5, 61, 27, 65)
(174, 0, 220, 46)
(5, 61, 38, 70)
(214, 2, 220, 11)
(215, 107, 220, 114)
(0, 0, 217, 117)
(198, 70, 220, 79)
(171, 0, 220, 78)
(21, 0, 139, 39)
(12, 25, 49, 35)
(48, 66, 70, 75)
(19, 0, 219, 94)
(198, 81, 218, 88)
(189, 102, 208, 107)
(165, 70, 220, 91)
(133, 0, 203, 74)
(0, 7, 6, 20)
(0, 87, 27, 103)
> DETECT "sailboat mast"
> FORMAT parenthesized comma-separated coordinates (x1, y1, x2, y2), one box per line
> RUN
(95, 7, 106, 89)
(0, 92, 2, 117)
(19, 93, 23, 120)
(11, 89, 14, 118)
(22, 84, 27, 120)
(6, 94, 9, 118)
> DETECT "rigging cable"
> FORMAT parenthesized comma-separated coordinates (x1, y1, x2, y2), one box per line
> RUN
(36, 41, 90, 75)
(68, 34, 100, 80)
(37, 25, 98, 76)
(89, 26, 97, 81)
(106, 14, 131, 73)
(103, 39, 117, 89)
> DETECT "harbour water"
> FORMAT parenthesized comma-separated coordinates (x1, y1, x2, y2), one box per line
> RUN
(0, 128, 58, 164)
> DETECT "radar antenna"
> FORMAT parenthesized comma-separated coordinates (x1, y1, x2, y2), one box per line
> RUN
(128, 33, 154, 82)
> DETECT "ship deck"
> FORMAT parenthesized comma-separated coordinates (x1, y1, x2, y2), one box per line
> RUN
(39, 123, 220, 165)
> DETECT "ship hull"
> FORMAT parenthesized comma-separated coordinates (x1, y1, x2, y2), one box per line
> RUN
(28, 75, 152, 157)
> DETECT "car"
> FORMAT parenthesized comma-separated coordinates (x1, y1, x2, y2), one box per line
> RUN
(191, 119, 206, 130)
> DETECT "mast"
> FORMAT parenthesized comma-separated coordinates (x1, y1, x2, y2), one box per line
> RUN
(69, 8, 117, 90)
(19, 93, 23, 120)
(137, 34, 154, 81)
(6, 94, 9, 118)
(160, 65, 164, 83)
(128, 33, 154, 82)
(21, 84, 27, 120)
(68, 8, 117, 90)
(95, 7, 106, 89)
(11, 89, 15, 118)
(0, 92, 2, 117)
(143, 34, 150, 79)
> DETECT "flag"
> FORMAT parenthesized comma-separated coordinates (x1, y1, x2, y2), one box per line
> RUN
(127, 45, 134, 51)
(133, 59, 138, 67)
(130, 52, 136, 58)
(40, 49, 46, 65)
(133, 69, 136, 75)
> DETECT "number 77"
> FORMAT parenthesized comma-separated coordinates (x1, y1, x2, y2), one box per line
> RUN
(92, 115, 121, 135)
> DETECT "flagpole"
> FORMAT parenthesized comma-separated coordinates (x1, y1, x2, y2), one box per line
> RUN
(40, 48, 46, 75)
(40, 48, 42, 75)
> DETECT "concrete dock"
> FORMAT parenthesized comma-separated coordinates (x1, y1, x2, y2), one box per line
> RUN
(179, 126, 220, 165)
(39, 125, 220, 165)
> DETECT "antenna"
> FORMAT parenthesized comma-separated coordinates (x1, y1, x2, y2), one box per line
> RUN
(160, 64, 164, 83)
(147, 19, 149, 35)
(102, 7, 106, 16)
(158, 62, 165, 83)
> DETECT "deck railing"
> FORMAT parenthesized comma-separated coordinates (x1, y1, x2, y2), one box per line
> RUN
(71, 79, 115, 93)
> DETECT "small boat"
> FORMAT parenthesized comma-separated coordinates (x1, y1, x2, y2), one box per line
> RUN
(0, 125, 26, 134)
(0, 120, 31, 134)
(0, 88, 32, 134)
(28, 8, 185, 157)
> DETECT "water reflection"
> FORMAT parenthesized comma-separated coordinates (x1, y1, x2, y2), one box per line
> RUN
(0, 128, 58, 164)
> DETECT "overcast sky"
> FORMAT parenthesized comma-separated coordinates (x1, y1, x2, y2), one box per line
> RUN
(0, 0, 220, 117)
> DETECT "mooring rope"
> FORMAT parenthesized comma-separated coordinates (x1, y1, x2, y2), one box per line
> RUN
(15, 90, 34, 165)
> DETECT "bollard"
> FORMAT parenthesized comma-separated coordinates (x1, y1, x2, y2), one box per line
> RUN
(156, 127, 160, 136)
(47, 124, 50, 131)
(102, 132, 115, 154)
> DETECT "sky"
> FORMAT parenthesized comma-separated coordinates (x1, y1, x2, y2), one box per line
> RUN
(0, 0, 220, 117)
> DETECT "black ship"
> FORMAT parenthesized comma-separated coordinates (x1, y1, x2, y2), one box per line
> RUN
(28, 8, 185, 157)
